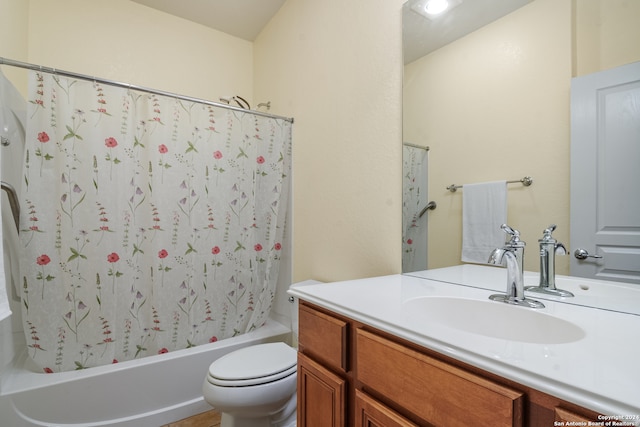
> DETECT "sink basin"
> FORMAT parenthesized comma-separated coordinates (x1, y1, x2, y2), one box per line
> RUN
(404, 296, 585, 344)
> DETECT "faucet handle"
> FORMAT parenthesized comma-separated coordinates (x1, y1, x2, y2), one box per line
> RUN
(500, 224, 524, 247)
(541, 224, 562, 244)
(542, 224, 558, 240)
(501, 224, 519, 237)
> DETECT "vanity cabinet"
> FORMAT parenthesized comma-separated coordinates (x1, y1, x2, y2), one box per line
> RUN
(297, 301, 602, 427)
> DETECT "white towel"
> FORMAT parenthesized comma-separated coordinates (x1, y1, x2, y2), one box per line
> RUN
(461, 181, 507, 264)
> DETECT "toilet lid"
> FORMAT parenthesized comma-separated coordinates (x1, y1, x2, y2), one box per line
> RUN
(207, 342, 297, 386)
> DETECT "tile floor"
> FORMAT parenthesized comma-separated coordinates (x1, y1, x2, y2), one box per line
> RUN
(162, 410, 221, 427)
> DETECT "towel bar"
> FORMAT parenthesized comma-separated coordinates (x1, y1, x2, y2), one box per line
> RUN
(447, 176, 532, 192)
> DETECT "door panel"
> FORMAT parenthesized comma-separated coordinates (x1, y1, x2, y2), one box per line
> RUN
(570, 61, 640, 283)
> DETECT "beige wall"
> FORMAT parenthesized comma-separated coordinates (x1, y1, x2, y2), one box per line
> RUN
(574, 0, 640, 76)
(404, 0, 640, 274)
(0, 0, 29, 94)
(255, 0, 405, 282)
(23, 0, 253, 104)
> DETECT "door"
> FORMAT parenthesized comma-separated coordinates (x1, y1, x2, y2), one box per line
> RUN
(570, 61, 640, 283)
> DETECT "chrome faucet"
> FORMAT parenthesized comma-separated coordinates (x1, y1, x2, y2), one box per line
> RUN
(525, 224, 574, 297)
(488, 224, 545, 308)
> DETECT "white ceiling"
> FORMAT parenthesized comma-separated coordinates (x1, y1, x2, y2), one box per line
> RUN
(131, 0, 286, 41)
(403, 0, 532, 64)
(131, 0, 531, 63)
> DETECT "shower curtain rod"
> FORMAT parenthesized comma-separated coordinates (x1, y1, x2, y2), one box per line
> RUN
(0, 57, 294, 123)
(403, 142, 429, 151)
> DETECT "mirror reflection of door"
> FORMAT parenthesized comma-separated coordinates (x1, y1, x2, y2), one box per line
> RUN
(570, 61, 640, 283)
(402, 143, 429, 272)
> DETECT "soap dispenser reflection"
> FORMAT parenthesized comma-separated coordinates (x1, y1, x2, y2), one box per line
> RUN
(525, 224, 574, 297)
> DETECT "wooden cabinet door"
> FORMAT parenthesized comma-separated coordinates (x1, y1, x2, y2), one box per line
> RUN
(298, 352, 346, 427)
(355, 389, 419, 427)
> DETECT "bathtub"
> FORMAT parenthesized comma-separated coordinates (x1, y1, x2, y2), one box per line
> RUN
(0, 319, 291, 427)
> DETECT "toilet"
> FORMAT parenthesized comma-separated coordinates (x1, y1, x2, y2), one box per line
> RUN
(202, 280, 322, 427)
(202, 341, 298, 427)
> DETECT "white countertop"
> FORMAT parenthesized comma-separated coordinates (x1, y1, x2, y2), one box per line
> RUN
(288, 265, 640, 418)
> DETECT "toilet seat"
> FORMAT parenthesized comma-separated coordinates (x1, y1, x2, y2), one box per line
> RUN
(206, 342, 297, 387)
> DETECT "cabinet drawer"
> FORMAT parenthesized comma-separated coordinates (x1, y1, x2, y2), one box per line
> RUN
(298, 303, 348, 371)
(356, 329, 523, 427)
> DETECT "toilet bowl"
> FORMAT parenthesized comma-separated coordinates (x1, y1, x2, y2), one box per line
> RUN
(202, 342, 298, 427)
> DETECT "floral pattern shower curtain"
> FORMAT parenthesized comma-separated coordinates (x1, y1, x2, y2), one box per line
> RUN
(20, 72, 292, 372)
(402, 144, 428, 272)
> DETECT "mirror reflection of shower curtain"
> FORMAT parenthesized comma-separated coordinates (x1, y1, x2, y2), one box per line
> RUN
(402, 144, 428, 272)
(20, 71, 292, 372)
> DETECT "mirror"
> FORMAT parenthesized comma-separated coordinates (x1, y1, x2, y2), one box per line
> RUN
(402, 0, 640, 275)
(402, 0, 531, 273)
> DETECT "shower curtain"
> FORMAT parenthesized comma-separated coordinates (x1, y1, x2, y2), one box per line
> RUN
(20, 71, 292, 372)
(402, 144, 428, 272)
